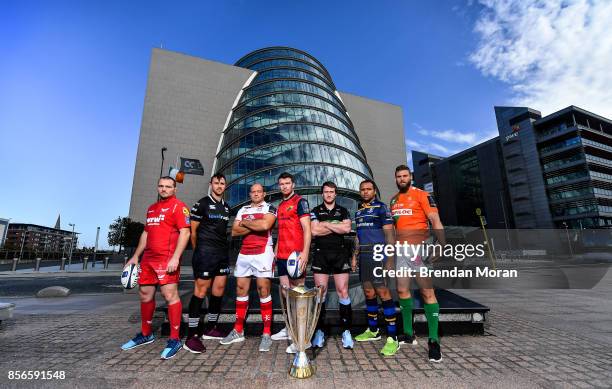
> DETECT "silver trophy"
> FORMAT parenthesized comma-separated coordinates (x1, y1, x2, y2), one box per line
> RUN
(280, 285, 323, 379)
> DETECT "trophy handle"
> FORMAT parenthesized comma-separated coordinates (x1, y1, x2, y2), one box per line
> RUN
(279, 284, 297, 342)
(307, 286, 324, 340)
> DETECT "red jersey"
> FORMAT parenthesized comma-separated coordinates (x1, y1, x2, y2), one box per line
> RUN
(236, 201, 276, 255)
(142, 195, 191, 262)
(276, 193, 310, 260)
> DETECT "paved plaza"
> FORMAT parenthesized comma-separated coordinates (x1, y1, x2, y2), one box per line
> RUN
(0, 270, 611, 388)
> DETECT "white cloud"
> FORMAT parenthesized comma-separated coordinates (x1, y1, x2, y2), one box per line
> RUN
(470, 0, 612, 118)
(413, 122, 481, 144)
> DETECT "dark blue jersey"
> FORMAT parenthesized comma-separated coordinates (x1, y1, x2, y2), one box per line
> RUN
(354, 199, 393, 249)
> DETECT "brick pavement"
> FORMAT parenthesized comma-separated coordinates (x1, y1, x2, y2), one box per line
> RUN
(1, 286, 611, 388)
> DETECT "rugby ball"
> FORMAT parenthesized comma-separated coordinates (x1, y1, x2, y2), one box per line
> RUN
(286, 251, 303, 279)
(121, 263, 140, 289)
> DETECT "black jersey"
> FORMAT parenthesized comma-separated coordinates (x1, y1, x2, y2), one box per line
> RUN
(310, 203, 350, 249)
(190, 195, 231, 250)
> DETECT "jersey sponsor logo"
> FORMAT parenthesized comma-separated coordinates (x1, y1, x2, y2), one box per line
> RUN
(147, 214, 166, 224)
(182, 207, 189, 215)
(185, 216, 190, 224)
(392, 208, 413, 216)
(209, 205, 216, 210)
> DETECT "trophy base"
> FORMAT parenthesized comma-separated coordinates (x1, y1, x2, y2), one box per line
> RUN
(289, 351, 316, 379)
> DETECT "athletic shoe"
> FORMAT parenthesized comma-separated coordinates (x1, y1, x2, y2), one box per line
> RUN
(201, 327, 226, 340)
(160, 339, 182, 360)
(428, 339, 442, 362)
(355, 328, 381, 342)
(286, 342, 311, 354)
(380, 337, 400, 356)
(183, 336, 205, 354)
(271, 326, 289, 341)
(312, 329, 325, 348)
(341, 330, 354, 349)
(397, 334, 418, 345)
(121, 332, 155, 350)
(259, 334, 272, 352)
(220, 329, 245, 345)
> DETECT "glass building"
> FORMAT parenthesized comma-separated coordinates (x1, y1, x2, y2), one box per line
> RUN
(215, 47, 374, 213)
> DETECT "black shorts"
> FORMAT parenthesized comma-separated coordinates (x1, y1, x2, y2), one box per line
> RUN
(192, 247, 230, 279)
(359, 251, 388, 287)
(311, 247, 350, 275)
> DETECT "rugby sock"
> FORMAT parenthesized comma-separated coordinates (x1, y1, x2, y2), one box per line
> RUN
(338, 297, 352, 332)
(382, 299, 397, 339)
(234, 295, 249, 334)
(424, 302, 440, 343)
(167, 301, 182, 340)
(187, 295, 204, 338)
(399, 297, 414, 336)
(260, 295, 273, 335)
(365, 298, 379, 332)
(140, 299, 156, 336)
(206, 294, 223, 329)
(316, 298, 327, 332)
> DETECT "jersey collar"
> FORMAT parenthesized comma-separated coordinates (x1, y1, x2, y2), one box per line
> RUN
(208, 194, 225, 205)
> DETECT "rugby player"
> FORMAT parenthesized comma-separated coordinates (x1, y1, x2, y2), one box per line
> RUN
(183, 173, 232, 354)
(310, 181, 354, 349)
(391, 165, 445, 362)
(220, 183, 277, 352)
(352, 179, 400, 356)
(121, 176, 191, 360)
(269, 172, 312, 354)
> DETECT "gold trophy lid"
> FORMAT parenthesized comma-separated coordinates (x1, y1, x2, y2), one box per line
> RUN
(287, 285, 318, 298)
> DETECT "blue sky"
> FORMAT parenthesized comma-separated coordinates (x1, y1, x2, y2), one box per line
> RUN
(1, 0, 610, 248)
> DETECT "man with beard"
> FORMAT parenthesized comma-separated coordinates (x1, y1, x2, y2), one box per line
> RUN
(390, 165, 445, 363)
(121, 176, 191, 360)
(183, 173, 232, 354)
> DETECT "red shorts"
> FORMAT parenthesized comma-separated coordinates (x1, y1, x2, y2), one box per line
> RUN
(138, 258, 180, 286)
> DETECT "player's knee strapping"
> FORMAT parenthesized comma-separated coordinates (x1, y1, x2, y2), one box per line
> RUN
(338, 297, 352, 330)
(316, 295, 327, 331)
(382, 299, 397, 338)
(365, 298, 379, 332)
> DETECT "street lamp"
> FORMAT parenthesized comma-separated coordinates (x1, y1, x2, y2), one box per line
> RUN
(159, 147, 167, 178)
(68, 223, 76, 267)
(562, 222, 573, 257)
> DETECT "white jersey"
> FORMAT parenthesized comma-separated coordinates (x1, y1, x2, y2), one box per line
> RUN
(235, 201, 276, 255)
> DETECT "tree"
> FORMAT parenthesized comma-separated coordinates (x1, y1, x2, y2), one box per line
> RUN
(108, 217, 145, 254)
(108, 217, 129, 253)
(124, 220, 145, 250)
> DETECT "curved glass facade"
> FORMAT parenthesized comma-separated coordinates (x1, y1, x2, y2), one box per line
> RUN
(218, 47, 374, 212)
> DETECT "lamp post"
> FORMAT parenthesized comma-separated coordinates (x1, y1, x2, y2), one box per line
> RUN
(562, 222, 573, 257)
(159, 147, 167, 178)
(68, 223, 76, 267)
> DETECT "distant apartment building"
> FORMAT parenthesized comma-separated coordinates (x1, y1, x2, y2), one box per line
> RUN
(413, 105, 612, 230)
(4, 223, 78, 253)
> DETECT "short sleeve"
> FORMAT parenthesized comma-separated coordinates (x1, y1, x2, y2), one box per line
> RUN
(297, 198, 310, 218)
(340, 207, 350, 221)
(190, 199, 205, 222)
(235, 206, 245, 221)
(310, 206, 319, 222)
(174, 203, 191, 229)
(419, 192, 438, 215)
(267, 204, 277, 216)
(379, 203, 394, 225)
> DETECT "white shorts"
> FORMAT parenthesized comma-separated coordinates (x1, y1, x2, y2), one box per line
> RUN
(234, 245, 275, 278)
